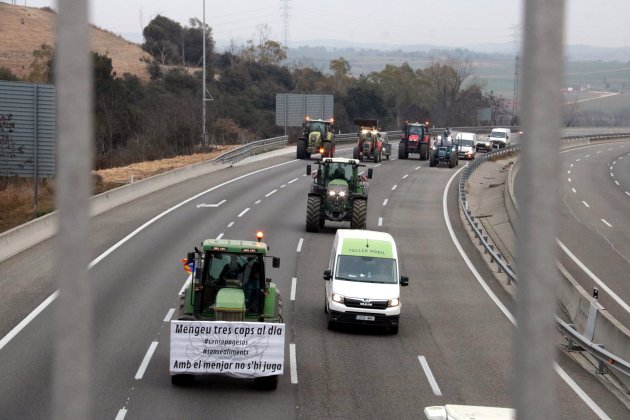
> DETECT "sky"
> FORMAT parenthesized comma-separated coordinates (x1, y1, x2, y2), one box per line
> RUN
(9, 0, 630, 49)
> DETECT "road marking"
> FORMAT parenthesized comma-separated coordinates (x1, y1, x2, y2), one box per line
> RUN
(610, 172, 614, 177)
(614, 180, 620, 186)
(609, 166, 613, 170)
(227, 221, 234, 228)
(280, 184, 287, 189)
(196, 199, 226, 208)
(164, 308, 175, 322)
(290, 343, 298, 384)
(391, 157, 398, 160)
(378, 217, 383, 226)
(0, 290, 59, 351)
(567, 170, 571, 174)
(359, 171, 365, 175)
(585, 154, 590, 158)
(392, 185, 397, 191)
(296, 238, 304, 253)
(383, 199, 388, 206)
(571, 188, 576, 193)
(216, 233, 224, 240)
(179, 275, 191, 295)
(568, 178, 572, 183)
(238, 208, 250, 217)
(402, 174, 409, 179)
(554, 364, 611, 420)
(601, 219, 612, 228)
(254, 199, 261, 205)
(626, 191, 630, 197)
(596, 150, 601, 154)
(570, 163, 574, 167)
(115, 408, 127, 420)
(290, 277, 297, 301)
(374, 163, 382, 168)
(576, 158, 581, 162)
(582, 201, 590, 208)
(265, 189, 277, 197)
(608, 148, 612, 151)
(415, 166, 421, 170)
(612, 161, 616, 166)
(418, 356, 442, 396)
(135, 341, 158, 380)
(558, 240, 630, 313)
(288, 177, 299, 184)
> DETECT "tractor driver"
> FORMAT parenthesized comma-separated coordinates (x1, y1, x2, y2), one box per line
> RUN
(333, 167, 346, 180)
(219, 254, 244, 285)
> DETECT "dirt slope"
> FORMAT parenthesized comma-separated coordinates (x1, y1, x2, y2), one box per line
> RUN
(0, 3, 150, 80)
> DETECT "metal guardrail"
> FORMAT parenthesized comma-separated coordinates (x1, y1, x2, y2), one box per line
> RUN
(212, 135, 288, 164)
(458, 133, 630, 378)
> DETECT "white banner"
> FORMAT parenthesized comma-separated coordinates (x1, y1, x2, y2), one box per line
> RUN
(170, 321, 285, 378)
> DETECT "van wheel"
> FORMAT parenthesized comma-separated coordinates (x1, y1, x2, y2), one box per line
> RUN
(388, 325, 399, 335)
(324, 297, 328, 314)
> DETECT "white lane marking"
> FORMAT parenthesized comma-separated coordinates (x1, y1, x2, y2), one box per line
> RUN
(296, 238, 304, 253)
(402, 174, 409, 179)
(227, 221, 234, 228)
(608, 148, 612, 151)
(290, 277, 297, 301)
(265, 189, 277, 197)
(135, 341, 158, 380)
(288, 177, 299, 184)
(290, 343, 298, 384)
(614, 180, 620, 186)
(280, 184, 287, 189)
(601, 219, 612, 228)
(359, 171, 365, 175)
(585, 154, 590, 158)
(164, 308, 175, 322)
(374, 163, 382, 168)
(237, 208, 250, 217)
(626, 191, 630, 197)
(196, 199, 226, 208)
(216, 233, 224, 240)
(612, 161, 616, 166)
(2, 159, 302, 352)
(0, 290, 59, 351)
(558, 240, 630, 313)
(571, 188, 576, 193)
(609, 166, 613, 170)
(115, 408, 127, 420)
(568, 178, 572, 183)
(391, 157, 398, 160)
(597, 150, 601, 154)
(415, 166, 421, 170)
(383, 199, 388, 206)
(620, 156, 625, 159)
(378, 217, 383, 226)
(582, 201, 590, 208)
(179, 275, 191, 296)
(418, 356, 442, 396)
(570, 163, 574, 167)
(392, 185, 397, 191)
(554, 364, 611, 420)
(444, 169, 613, 419)
(255, 199, 261, 205)
(610, 172, 614, 177)
(576, 158, 581, 162)
(567, 170, 571, 174)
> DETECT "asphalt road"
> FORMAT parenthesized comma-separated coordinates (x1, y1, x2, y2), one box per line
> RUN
(0, 141, 627, 419)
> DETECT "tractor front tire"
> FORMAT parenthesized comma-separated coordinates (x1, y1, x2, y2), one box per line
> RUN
(429, 157, 437, 167)
(351, 199, 367, 229)
(398, 141, 408, 159)
(254, 375, 279, 391)
(297, 139, 307, 159)
(323, 141, 332, 158)
(419, 143, 429, 160)
(448, 155, 456, 168)
(306, 195, 321, 232)
(353, 146, 360, 160)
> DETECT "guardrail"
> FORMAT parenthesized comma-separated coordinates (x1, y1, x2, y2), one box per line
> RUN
(212, 135, 288, 164)
(458, 133, 630, 378)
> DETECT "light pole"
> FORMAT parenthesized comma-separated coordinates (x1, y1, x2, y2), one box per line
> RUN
(202, 0, 207, 146)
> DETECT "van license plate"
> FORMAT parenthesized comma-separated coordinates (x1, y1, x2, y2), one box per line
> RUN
(356, 315, 375, 321)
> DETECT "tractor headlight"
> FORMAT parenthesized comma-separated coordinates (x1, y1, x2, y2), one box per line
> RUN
(329, 190, 337, 196)
(338, 191, 346, 197)
(387, 298, 400, 307)
(332, 293, 344, 303)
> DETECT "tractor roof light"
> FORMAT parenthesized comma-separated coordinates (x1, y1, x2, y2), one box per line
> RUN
(256, 231, 264, 241)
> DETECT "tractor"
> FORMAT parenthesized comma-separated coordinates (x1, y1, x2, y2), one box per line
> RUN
(296, 117, 336, 159)
(398, 121, 431, 160)
(305, 158, 372, 232)
(170, 232, 284, 390)
(429, 131, 459, 168)
(352, 118, 390, 162)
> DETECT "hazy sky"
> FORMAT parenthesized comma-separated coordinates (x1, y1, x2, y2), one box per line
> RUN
(12, 0, 630, 48)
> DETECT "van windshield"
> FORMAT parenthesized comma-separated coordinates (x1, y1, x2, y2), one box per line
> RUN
(459, 140, 474, 147)
(335, 255, 397, 284)
(490, 132, 506, 139)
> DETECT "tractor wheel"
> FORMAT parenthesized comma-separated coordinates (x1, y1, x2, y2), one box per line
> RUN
(171, 374, 194, 386)
(429, 157, 436, 167)
(448, 155, 455, 168)
(254, 375, 278, 391)
(323, 141, 332, 158)
(419, 143, 429, 161)
(350, 199, 367, 229)
(398, 141, 408, 159)
(306, 195, 321, 232)
(353, 146, 360, 160)
(297, 139, 307, 159)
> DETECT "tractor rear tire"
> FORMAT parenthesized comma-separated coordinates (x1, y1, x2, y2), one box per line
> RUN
(398, 141, 408, 159)
(351, 199, 367, 229)
(353, 146, 360, 160)
(429, 157, 436, 167)
(448, 155, 456, 168)
(171, 374, 194, 386)
(419, 143, 429, 160)
(254, 375, 278, 391)
(297, 139, 307, 159)
(306, 195, 321, 232)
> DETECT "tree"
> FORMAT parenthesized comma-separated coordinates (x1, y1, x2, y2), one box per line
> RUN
(330, 57, 351, 94)
(422, 61, 472, 126)
(142, 15, 183, 65)
(240, 25, 287, 65)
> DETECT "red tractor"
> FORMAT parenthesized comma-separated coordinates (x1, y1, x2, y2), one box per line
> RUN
(352, 118, 389, 162)
(399, 121, 431, 160)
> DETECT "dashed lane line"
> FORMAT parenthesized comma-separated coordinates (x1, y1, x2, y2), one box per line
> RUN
(571, 188, 576, 193)
(216, 233, 224, 240)
(254, 199, 261, 205)
(115, 408, 127, 420)
(402, 174, 409, 179)
(227, 221, 234, 228)
(582, 201, 590, 208)
(290, 343, 298, 384)
(237, 208, 250, 217)
(378, 217, 383, 226)
(135, 341, 158, 380)
(383, 199, 388, 206)
(288, 177, 299, 184)
(392, 185, 397, 191)
(265, 189, 277, 197)
(163, 308, 175, 322)
(296, 238, 304, 253)
(418, 356, 442, 396)
(290, 277, 297, 301)
(601, 219, 612, 228)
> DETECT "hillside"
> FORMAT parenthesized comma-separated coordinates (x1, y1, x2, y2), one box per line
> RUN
(0, 3, 150, 81)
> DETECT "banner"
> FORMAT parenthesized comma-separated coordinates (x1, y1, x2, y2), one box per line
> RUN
(170, 321, 285, 378)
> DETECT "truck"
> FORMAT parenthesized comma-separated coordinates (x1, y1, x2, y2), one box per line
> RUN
(170, 232, 284, 390)
(489, 127, 511, 149)
(352, 118, 390, 162)
(305, 158, 372, 232)
(297, 117, 336, 159)
(398, 121, 431, 160)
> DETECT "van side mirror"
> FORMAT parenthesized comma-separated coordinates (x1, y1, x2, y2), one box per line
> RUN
(272, 257, 280, 268)
(400, 276, 409, 286)
(306, 165, 311, 175)
(323, 269, 332, 280)
(367, 168, 373, 179)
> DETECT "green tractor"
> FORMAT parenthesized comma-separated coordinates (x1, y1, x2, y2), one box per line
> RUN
(297, 117, 336, 159)
(429, 131, 460, 168)
(305, 158, 372, 232)
(170, 232, 284, 390)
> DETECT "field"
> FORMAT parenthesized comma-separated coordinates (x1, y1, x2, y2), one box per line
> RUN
(566, 92, 630, 113)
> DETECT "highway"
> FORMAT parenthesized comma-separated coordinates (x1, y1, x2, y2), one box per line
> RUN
(0, 142, 628, 419)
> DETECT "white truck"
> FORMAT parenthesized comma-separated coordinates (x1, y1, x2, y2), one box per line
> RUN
(454, 132, 477, 159)
(489, 128, 511, 149)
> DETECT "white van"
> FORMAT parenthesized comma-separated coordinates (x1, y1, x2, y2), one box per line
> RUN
(454, 132, 477, 159)
(424, 405, 515, 420)
(323, 229, 408, 334)
(489, 128, 511, 148)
